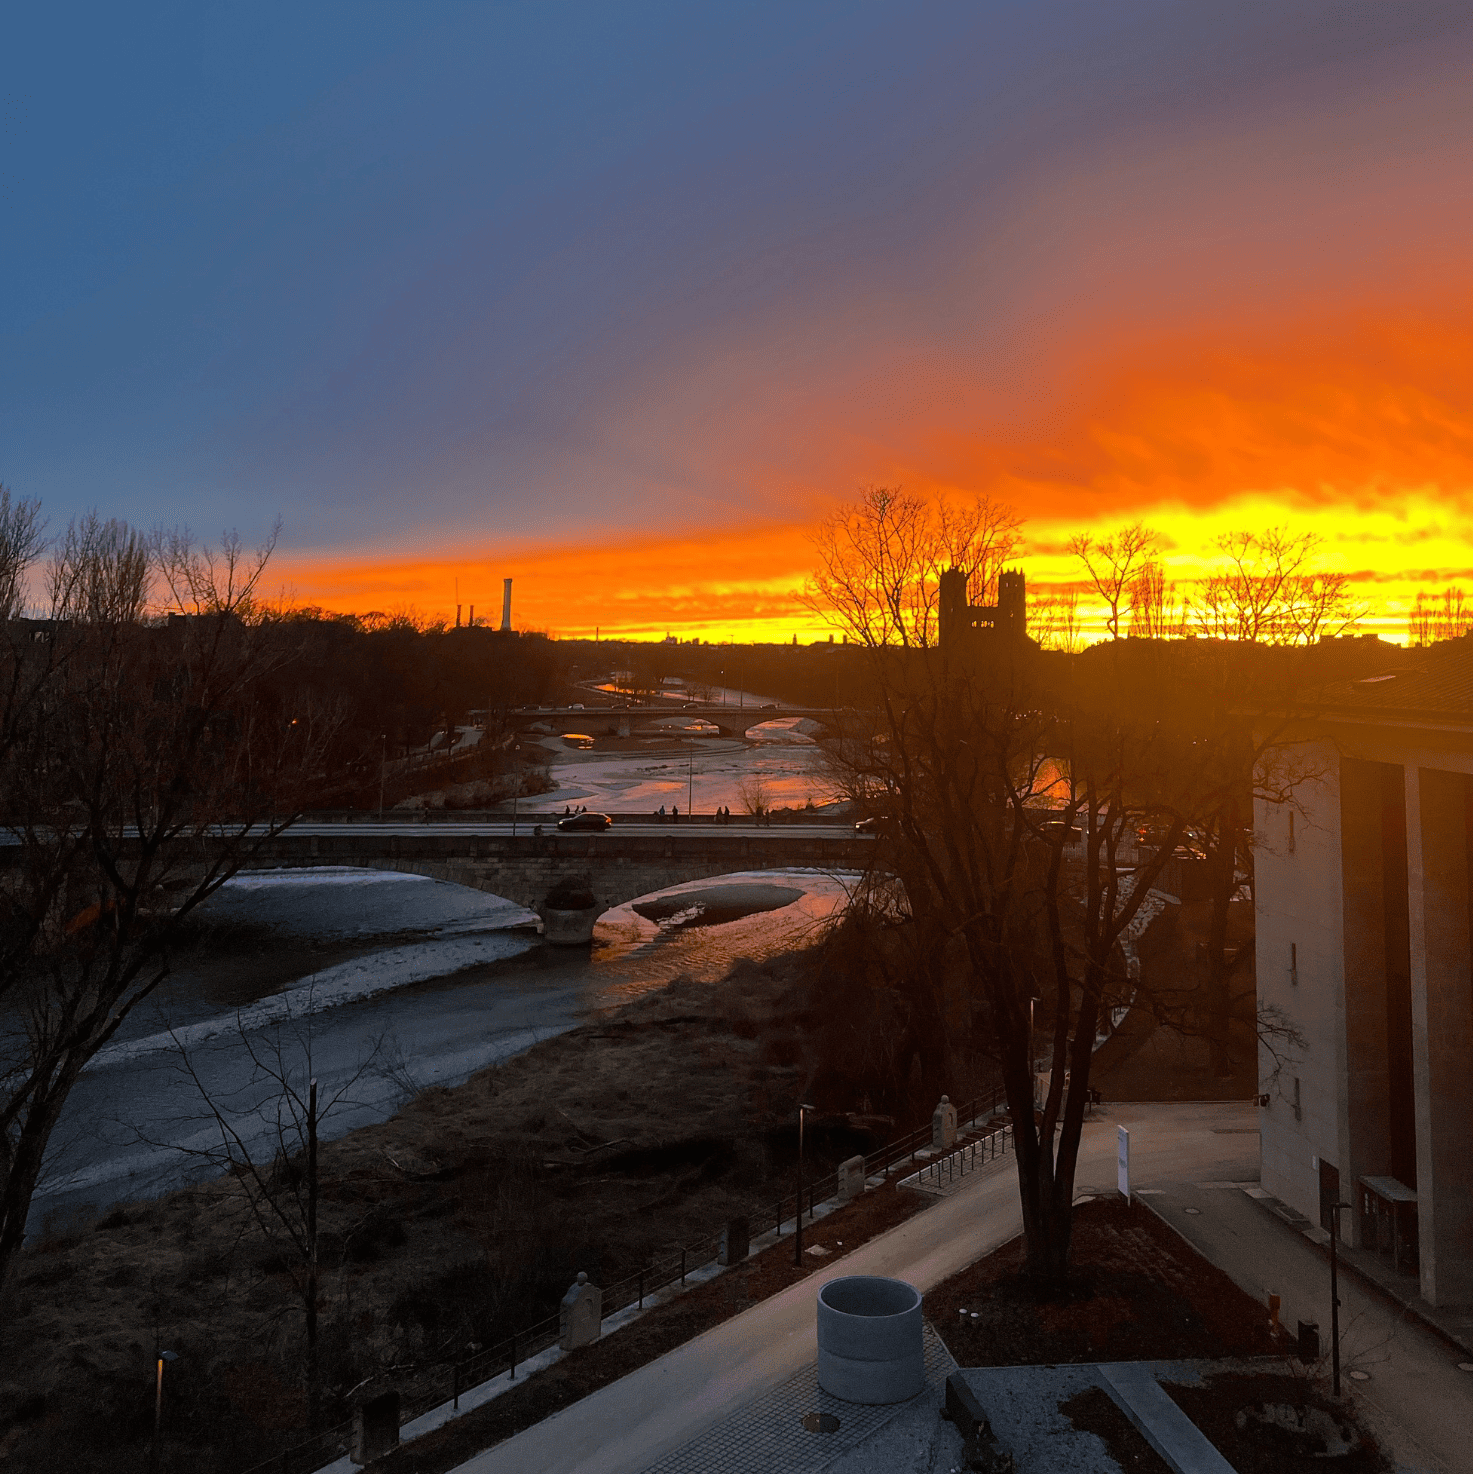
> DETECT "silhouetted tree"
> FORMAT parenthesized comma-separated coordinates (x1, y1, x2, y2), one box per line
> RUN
(0, 518, 330, 1291)
(813, 490, 1310, 1285)
(1068, 521, 1157, 640)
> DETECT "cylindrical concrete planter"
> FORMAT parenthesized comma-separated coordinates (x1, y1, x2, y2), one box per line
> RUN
(816, 1275, 924, 1404)
(542, 905, 601, 945)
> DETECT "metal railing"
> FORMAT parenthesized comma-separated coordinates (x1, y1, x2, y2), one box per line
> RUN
(897, 1124, 1015, 1192)
(240, 1083, 1018, 1474)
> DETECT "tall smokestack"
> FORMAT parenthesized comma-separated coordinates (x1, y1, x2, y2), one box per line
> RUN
(501, 578, 513, 633)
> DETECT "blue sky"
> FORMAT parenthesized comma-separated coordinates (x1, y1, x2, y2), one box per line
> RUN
(5, 3, 1473, 634)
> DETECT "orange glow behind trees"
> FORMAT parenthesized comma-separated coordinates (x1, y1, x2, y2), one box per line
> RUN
(275, 302, 1473, 645)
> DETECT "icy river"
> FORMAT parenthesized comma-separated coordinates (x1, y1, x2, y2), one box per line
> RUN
(32, 836, 856, 1236)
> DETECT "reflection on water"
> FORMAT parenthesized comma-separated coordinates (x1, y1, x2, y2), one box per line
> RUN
(531, 740, 841, 815)
(578, 869, 855, 1012)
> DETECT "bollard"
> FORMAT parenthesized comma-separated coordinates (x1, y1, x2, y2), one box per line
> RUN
(453, 1362, 460, 1410)
(681, 1247, 687, 1285)
(509, 1334, 516, 1380)
(638, 1270, 645, 1309)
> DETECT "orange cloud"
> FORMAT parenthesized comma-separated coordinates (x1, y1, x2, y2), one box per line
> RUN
(279, 301, 1473, 645)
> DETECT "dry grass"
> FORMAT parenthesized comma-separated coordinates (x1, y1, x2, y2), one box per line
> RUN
(0, 948, 913, 1472)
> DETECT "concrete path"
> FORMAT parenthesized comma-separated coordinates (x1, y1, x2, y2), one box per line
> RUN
(449, 1102, 1259, 1474)
(1145, 1183, 1473, 1474)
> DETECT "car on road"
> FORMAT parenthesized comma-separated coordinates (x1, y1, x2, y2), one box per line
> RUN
(1039, 819, 1081, 845)
(854, 816, 883, 834)
(556, 812, 613, 831)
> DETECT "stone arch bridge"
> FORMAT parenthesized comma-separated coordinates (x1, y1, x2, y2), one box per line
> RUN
(222, 828, 877, 923)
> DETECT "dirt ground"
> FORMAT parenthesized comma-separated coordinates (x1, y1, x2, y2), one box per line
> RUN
(1067, 1370, 1393, 1474)
(0, 945, 920, 1473)
(925, 1194, 1289, 1366)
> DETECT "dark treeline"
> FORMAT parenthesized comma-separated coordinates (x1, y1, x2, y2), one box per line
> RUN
(255, 614, 562, 781)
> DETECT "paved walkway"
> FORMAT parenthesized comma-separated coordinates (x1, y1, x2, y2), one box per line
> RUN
(449, 1102, 1260, 1474)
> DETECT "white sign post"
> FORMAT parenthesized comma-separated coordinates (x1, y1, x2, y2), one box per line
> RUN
(1117, 1126, 1131, 1205)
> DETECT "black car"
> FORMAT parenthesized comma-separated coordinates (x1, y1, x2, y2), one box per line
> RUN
(556, 812, 612, 832)
(1039, 819, 1081, 844)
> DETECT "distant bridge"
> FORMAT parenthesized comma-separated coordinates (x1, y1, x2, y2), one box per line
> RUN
(228, 825, 876, 923)
(506, 704, 838, 738)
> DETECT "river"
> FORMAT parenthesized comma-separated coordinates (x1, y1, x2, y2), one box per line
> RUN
(30, 861, 857, 1236)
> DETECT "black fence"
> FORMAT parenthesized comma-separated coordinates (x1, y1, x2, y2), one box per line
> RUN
(241, 1084, 1015, 1474)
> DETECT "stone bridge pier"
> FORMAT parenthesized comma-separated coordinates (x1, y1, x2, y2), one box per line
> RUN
(227, 830, 876, 943)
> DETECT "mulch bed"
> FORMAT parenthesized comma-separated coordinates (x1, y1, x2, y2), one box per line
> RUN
(369, 1182, 932, 1473)
(925, 1194, 1290, 1365)
(1059, 1387, 1174, 1474)
(1165, 1371, 1391, 1474)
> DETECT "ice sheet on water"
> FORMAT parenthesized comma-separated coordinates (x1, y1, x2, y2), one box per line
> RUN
(199, 866, 536, 940)
(221, 867, 437, 888)
(86, 930, 539, 1072)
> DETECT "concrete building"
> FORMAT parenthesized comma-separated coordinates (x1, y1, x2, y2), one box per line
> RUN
(1254, 638, 1473, 1307)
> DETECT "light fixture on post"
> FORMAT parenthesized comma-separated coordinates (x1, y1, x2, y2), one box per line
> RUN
(150, 1349, 178, 1472)
(795, 1102, 815, 1267)
(1328, 1199, 1353, 1396)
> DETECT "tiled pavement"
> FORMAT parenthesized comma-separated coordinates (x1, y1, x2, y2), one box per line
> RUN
(637, 1324, 955, 1474)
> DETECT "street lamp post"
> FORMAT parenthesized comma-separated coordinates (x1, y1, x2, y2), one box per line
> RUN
(687, 744, 694, 819)
(150, 1349, 178, 1471)
(1329, 1199, 1352, 1396)
(794, 1102, 815, 1266)
(378, 733, 387, 821)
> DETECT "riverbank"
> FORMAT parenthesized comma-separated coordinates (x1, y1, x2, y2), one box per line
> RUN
(0, 937, 899, 1473)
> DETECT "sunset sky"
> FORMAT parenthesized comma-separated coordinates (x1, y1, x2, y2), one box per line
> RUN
(6, 3, 1473, 642)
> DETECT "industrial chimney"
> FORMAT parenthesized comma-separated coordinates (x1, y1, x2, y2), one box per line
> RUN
(500, 578, 513, 633)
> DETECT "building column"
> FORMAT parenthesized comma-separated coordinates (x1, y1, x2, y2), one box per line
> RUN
(1339, 759, 1391, 1246)
(1410, 768, 1473, 1306)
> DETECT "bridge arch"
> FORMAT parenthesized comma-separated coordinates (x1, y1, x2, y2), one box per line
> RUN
(222, 830, 876, 940)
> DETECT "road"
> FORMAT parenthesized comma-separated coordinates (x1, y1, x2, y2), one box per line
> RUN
(454, 1102, 1265, 1474)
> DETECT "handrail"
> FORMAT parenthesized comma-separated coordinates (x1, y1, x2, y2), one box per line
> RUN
(239, 1081, 1015, 1474)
